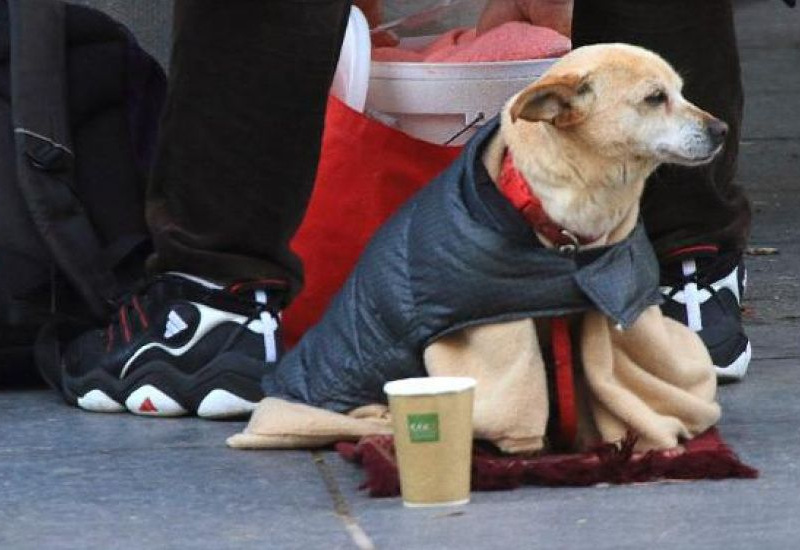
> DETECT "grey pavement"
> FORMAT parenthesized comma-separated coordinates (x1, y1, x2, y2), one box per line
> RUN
(2, 1, 800, 549)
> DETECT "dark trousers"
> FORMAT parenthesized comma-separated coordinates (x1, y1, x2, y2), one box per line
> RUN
(574, 0, 749, 274)
(146, 0, 353, 300)
(147, 0, 749, 301)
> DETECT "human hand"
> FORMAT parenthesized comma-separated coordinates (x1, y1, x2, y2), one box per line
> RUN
(354, 0, 400, 47)
(354, 0, 382, 28)
(477, 0, 573, 37)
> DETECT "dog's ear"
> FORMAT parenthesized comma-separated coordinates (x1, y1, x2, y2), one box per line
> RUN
(510, 73, 592, 128)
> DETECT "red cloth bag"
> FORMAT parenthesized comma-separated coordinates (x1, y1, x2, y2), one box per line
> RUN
(283, 97, 463, 347)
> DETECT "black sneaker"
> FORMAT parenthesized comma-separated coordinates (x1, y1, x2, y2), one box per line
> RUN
(660, 250, 751, 381)
(59, 273, 285, 418)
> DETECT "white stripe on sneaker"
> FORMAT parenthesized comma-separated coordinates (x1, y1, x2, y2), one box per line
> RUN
(255, 290, 279, 363)
(167, 272, 224, 289)
(682, 259, 703, 332)
(77, 389, 125, 413)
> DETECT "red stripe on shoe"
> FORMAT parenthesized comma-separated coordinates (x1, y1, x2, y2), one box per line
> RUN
(132, 296, 149, 329)
(229, 279, 289, 294)
(119, 308, 132, 343)
(665, 244, 719, 259)
(105, 326, 114, 352)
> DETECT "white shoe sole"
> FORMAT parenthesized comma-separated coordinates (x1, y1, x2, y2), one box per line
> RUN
(715, 341, 752, 382)
(197, 389, 258, 419)
(77, 385, 257, 419)
(126, 385, 188, 417)
(77, 389, 125, 413)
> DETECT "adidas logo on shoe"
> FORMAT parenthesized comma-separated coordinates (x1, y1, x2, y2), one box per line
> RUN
(164, 310, 189, 339)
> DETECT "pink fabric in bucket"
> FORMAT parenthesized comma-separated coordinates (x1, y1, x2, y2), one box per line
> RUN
(372, 22, 571, 63)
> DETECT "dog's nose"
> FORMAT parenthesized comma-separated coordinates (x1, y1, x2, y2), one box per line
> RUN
(707, 118, 729, 147)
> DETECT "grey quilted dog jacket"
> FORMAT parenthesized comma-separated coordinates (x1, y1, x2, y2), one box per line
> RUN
(262, 119, 662, 412)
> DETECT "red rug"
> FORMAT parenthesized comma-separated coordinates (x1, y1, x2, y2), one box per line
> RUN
(336, 428, 757, 497)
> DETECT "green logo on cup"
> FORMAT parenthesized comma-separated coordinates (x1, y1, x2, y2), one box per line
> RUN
(407, 413, 439, 443)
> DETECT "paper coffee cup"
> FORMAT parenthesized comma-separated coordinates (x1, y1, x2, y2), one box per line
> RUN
(384, 377, 476, 508)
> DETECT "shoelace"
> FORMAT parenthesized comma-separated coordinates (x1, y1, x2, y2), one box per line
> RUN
(105, 277, 160, 351)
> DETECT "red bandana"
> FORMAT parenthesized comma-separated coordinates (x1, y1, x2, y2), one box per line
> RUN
(497, 151, 598, 248)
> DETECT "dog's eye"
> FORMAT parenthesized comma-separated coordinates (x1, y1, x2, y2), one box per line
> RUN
(644, 91, 668, 106)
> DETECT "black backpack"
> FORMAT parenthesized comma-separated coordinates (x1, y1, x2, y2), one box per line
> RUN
(0, 0, 166, 373)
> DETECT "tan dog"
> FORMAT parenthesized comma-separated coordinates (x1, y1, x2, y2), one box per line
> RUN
(486, 43, 727, 245)
(230, 44, 724, 454)
(425, 43, 726, 452)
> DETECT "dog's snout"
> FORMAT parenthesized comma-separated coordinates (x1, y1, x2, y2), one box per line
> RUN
(706, 118, 729, 147)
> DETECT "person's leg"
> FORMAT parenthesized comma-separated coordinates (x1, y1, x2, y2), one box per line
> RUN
(573, 0, 751, 380)
(147, 0, 352, 301)
(59, 0, 355, 418)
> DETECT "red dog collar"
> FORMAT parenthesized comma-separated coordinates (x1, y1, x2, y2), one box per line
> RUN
(498, 151, 598, 249)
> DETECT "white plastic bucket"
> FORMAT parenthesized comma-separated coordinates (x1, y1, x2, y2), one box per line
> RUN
(367, 39, 558, 145)
(331, 21, 561, 146)
(330, 6, 371, 112)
